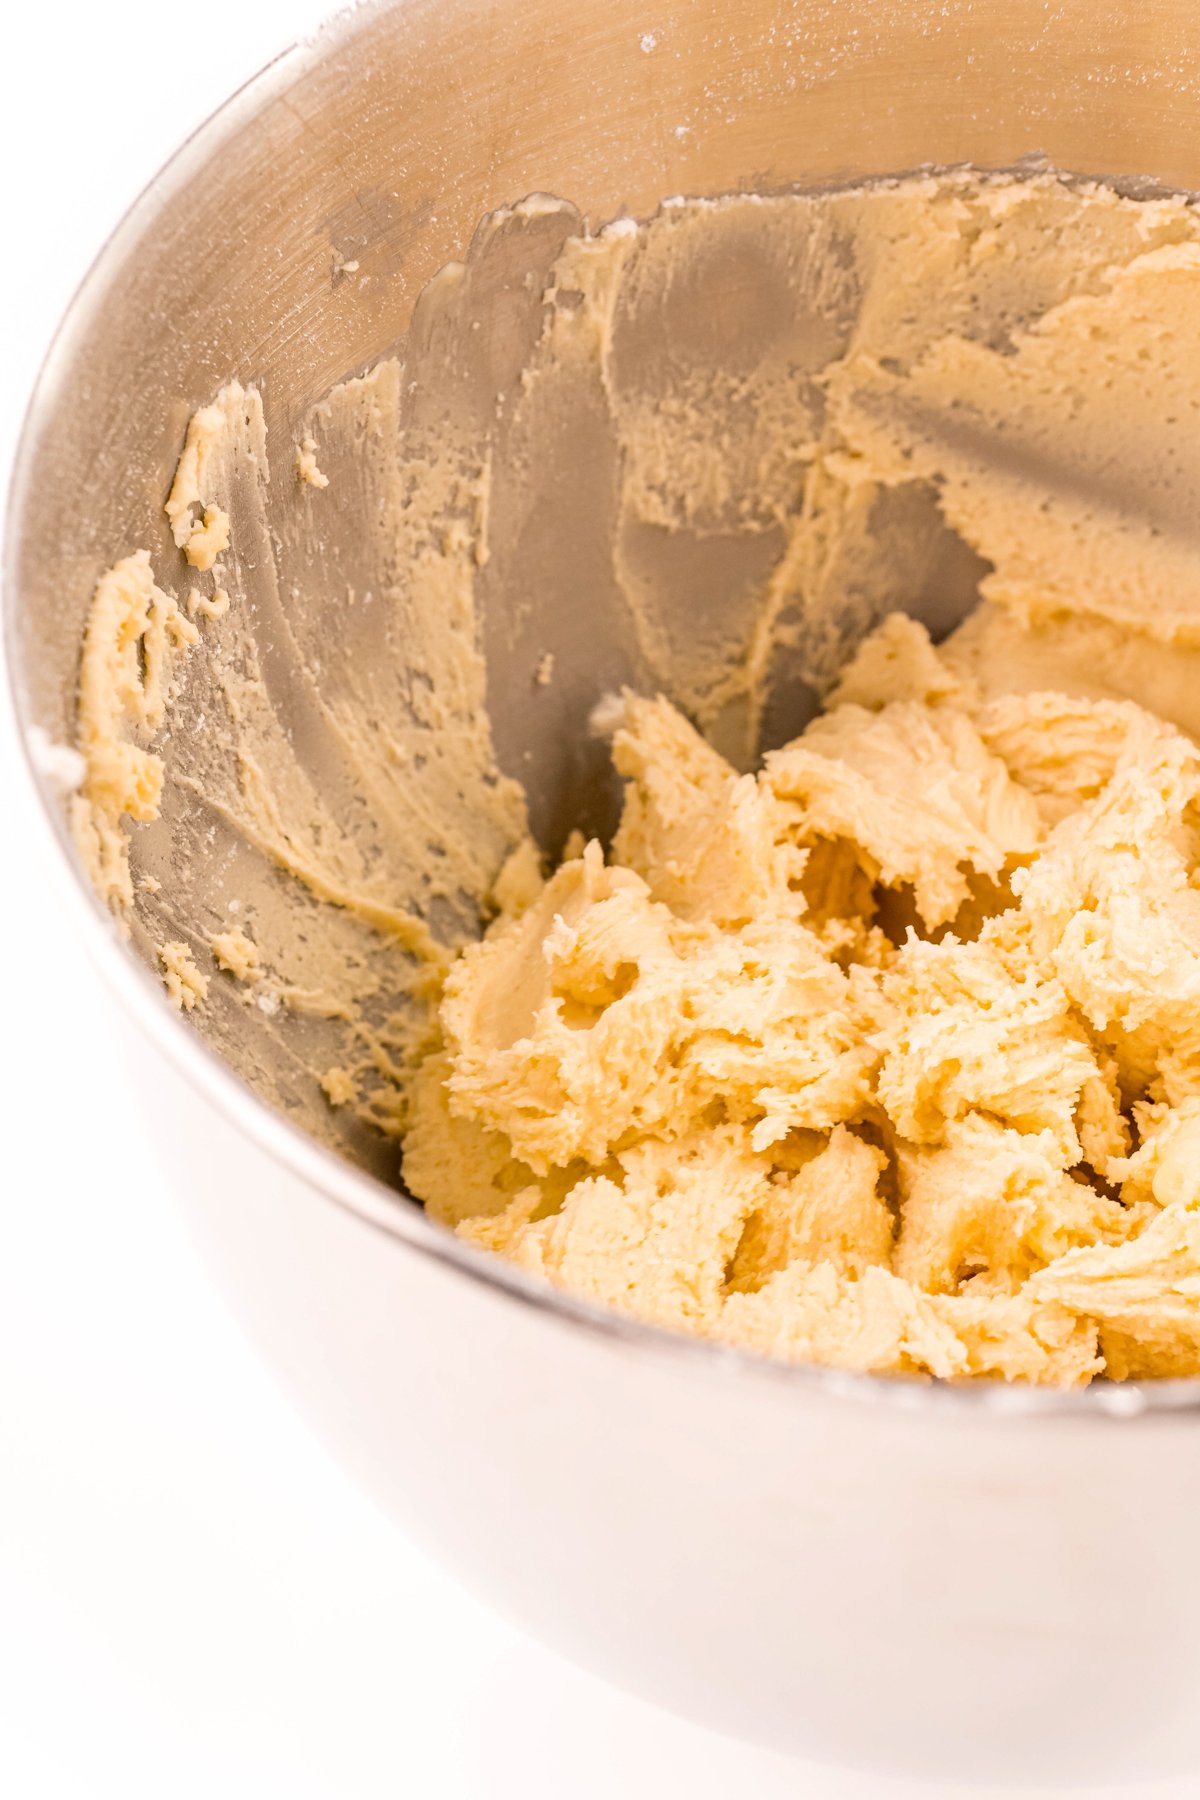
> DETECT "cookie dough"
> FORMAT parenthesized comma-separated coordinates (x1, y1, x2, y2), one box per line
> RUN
(405, 618, 1200, 1383)
(159, 938, 209, 1011)
(72, 550, 199, 912)
(68, 167, 1200, 1377)
(165, 393, 234, 570)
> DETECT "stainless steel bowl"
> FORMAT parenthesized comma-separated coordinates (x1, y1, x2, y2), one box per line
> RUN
(8, 0, 1200, 1781)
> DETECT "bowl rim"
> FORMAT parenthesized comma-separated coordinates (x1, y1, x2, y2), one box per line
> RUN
(6, 0, 1200, 1425)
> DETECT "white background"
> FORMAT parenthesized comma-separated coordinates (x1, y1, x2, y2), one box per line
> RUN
(0, 6, 1194, 1797)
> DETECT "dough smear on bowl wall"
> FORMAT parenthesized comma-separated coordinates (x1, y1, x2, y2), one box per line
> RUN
(70, 166, 1200, 1386)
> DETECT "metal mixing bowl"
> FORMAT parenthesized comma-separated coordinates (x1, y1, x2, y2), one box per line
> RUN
(8, 0, 1200, 1781)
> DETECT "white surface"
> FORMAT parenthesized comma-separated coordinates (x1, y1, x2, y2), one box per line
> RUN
(0, 7, 1192, 1797)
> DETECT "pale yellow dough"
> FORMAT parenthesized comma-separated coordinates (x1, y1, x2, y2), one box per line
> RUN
(159, 939, 209, 1011)
(406, 619, 1200, 1384)
(67, 169, 1200, 1382)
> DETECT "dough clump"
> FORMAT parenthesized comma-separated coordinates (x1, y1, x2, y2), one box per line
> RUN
(405, 616, 1200, 1384)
